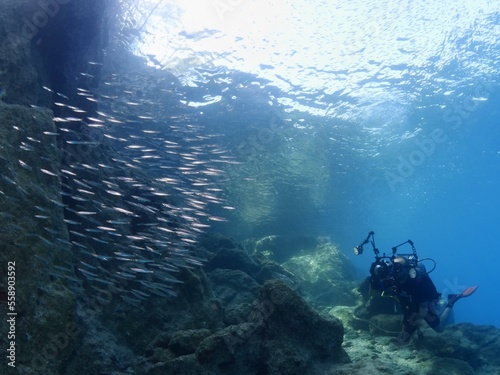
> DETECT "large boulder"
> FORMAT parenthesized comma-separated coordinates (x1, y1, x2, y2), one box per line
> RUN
(146, 280, 348, 375)
(201, 234, 300, 307)
(253, 234, 321, 263)
(277, 236, 359, 308)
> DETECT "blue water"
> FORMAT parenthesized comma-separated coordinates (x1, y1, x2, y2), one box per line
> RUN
(340, 83, 500, 327)
(109, 0, 500, 326)
(193, 73, 500, 327)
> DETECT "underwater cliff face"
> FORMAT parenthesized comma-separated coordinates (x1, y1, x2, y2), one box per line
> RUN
(0, 0, 44, 106)
(0, 102, 76, 373)
(0, 1, 109, 374)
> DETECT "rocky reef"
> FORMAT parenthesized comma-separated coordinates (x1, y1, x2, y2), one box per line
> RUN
(108, 234, 500, 375)
(51, 232, 500, 375)
(19, 234, 348, 375)
(332, 306, 500, 375)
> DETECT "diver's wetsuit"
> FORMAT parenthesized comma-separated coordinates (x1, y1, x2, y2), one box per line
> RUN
(371, 273, 441, 335)
(396, 275, 441, 334)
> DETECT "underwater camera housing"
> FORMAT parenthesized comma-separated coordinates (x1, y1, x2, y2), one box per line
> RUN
(369, 258, 391, 278)
(354, 231, 435, 282)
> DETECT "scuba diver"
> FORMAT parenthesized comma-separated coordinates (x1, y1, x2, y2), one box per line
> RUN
(354, 231, 478, 345)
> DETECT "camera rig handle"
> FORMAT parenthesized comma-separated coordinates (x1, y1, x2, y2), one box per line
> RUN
(391, 239, 418, 261)
(354, 231, 418, 261)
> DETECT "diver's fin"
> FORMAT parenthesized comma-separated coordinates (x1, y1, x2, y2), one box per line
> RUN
(447, 286, 478, 308)
(460, 285, 479, 298)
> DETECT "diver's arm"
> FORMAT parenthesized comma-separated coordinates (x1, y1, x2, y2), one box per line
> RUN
(369, 275, 382, 291)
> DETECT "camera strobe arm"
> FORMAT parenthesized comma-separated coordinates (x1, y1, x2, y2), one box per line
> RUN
(391, 239, 418, 260)
(353, 231, 378, 256)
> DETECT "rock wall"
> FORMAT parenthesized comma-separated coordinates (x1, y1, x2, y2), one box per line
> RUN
(0, 103, 75, 374)
(0, 0, 47, 106)
(0, 1, 109, 374)
(0, 0, 107, 108)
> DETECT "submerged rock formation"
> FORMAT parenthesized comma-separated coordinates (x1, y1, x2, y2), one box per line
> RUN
(146, 280, 348, 375)
(251, 235, 359, 309)
(0, 103, 75, 374)
(141, 235, 348, 375)
(0, 1, 108, 374)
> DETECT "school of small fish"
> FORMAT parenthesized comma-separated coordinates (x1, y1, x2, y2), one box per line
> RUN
(1, 66, 237, 305)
